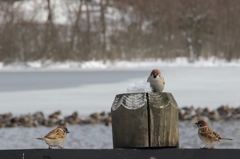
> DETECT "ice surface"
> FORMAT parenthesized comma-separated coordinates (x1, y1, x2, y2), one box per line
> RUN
(0, 125, 113, 149)
(0, 67, 240, 115)
(0, 121, 239, 149)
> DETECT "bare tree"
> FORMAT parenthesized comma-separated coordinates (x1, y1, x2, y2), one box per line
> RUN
(0, 0, 240, 63)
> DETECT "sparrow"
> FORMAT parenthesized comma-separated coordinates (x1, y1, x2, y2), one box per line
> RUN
(37, 125, 70, 149)
(195, 120, 232, 149)
(147, 69, 165, 92)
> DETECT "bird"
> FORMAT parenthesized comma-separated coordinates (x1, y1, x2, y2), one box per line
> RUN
(195, 120, 232, 149)
(147, 69, 165, 92)
(37, 125, 70, 149)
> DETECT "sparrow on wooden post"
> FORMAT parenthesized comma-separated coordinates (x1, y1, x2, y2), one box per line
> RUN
(37, 125, 70, 149)
(195, 120, 232, 149)
(147, 69, 165, 92)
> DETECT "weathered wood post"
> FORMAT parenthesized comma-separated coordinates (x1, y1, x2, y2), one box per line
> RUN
(111, 92, 179, 148)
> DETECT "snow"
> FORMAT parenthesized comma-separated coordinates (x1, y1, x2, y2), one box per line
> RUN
(127, 80, 152, 93)
(112, 93, 147, 110)
(10, 0, 122, 25)
(81, 61, 108, 69)
(1, 57, 240, 71)
(12, 0, 68, 24)
(0, 62, 3, 69)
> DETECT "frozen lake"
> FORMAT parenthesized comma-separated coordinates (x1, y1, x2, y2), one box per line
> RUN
(0, 121, 239, 149)
(0, 67, 240, 116)
(0, 67, 240, 149)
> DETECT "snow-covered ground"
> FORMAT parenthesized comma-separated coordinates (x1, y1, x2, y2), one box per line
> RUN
(1, 57, 240, 70)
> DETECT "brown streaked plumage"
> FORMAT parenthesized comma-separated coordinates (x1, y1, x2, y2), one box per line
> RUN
(37, 125, 70, 149)
(147, 69, 165, 92)
(195, 120, 232, 149)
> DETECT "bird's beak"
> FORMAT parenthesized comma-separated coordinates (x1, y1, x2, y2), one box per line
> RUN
(67, 130, 70, 133)
(195, 123, 197, 125)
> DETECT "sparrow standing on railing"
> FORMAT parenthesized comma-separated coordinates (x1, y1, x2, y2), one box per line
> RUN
(37, 125, 70, 149)
(195, 120, 232, 149)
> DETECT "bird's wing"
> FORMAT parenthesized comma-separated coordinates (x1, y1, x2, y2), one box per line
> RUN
(199, 128, 220, 141)
(45, 128, 65, 139)
(147, 76, 150, 82)
(162, 77, 165, 85)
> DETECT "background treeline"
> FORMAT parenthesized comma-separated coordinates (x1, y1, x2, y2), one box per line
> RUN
(0, 0, 240, 63)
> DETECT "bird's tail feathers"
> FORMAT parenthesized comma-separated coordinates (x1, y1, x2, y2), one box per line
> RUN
(220, 137, 233, 140)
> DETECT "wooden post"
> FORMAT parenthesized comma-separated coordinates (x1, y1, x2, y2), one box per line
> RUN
(148, 92, 179, 147)
(111, 93, 149, 148)
(111, 92, 179, 148)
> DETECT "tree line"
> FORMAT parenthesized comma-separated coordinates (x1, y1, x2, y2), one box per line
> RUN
(0, 0, 239, 64)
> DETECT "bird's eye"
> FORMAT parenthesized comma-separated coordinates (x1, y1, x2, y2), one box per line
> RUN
(199, 124, 202, 127)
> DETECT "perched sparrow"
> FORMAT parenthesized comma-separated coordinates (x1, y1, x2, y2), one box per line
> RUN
(37, 125, 70, 149)
(147, 69, 165, 92)
(195, 120, 232, 149)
